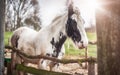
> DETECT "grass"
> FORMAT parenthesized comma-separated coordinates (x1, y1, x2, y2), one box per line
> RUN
(4, 32, 97, 57)
(65, 32, 97, 57)
(4, 32, 12, 45)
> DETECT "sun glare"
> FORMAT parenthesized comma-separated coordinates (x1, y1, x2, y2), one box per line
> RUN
(85, 0, 101, 10)
(79, 0, 102, 28)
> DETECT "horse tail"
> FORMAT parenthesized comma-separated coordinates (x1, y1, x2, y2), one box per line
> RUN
(11, 33, 19, 48)
(10, 27, 27, 48)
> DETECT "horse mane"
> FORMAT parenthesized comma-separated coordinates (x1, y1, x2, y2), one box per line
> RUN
(73, 7, 85, 24)
(51, 12, 68, 26)
(74, 7, 80, 15)
(46, 0, 75, 24)
(52, 15, 63, 23)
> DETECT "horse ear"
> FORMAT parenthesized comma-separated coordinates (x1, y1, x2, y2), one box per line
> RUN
(67, 0, 74, 17)
(66, 0, 73, 7)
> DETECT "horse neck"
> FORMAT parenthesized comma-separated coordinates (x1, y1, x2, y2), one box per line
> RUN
(45, 13, 68, 57)
(48, 13, 68, 37)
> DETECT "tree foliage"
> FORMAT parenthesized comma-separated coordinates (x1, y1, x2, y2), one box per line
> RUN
(5, 0, 41, 31)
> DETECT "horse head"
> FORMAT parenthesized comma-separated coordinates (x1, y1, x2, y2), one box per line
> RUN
(66, 4, 88, 49)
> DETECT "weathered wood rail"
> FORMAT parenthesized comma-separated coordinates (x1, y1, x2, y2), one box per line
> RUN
(5, 45, 97, 75)
(16, 64, 71, 75)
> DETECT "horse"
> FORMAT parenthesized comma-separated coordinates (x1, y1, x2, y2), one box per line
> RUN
(10, 4, 88, 72)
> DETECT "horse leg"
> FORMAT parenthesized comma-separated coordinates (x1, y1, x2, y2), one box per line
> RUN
(11, 52, 17, 75)
(38, 59, 48, 70)
(50, 51, 65, 72)
(49, 62, 61, 72)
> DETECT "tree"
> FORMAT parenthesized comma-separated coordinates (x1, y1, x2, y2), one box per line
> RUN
(96, 0, 120, 75)
(5, 0, 14, 31)
(24, 0, 41, 30)
(0, 0, 5, 75)
(5, 0, 41, 31)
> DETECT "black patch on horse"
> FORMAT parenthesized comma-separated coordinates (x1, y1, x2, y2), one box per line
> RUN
(46, 53, 51, 57)
(41, 60, 44, 64)
(66, 17, 81, 42)
(50, 32, 67, 57)
(66, 3, 81, 43)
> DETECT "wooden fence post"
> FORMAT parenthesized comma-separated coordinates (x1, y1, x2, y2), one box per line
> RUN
(11, 52, 17, 75)
(96, 0, 120, 75)
(85, 48, 88, 69)
(0, 0, 5, 75)
(88, 62, 95, 75)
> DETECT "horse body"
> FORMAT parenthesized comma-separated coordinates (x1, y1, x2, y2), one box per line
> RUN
(11, 4, 88, 72)
(34, 13, 67, 57)
(11, 13, 68, 71)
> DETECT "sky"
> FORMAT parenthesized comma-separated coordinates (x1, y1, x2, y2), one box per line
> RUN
(38, 0, 98, 28)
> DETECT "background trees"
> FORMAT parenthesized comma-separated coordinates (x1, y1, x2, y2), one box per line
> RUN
(5, 0, 41, 31)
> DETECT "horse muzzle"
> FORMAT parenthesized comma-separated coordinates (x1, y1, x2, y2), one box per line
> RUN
(75, 41, 88, 49)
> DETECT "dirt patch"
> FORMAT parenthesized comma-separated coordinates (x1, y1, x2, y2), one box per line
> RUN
(59, 63, 88, 75)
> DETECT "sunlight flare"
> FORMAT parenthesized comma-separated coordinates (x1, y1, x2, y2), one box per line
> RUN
(84, 0, 101, 10)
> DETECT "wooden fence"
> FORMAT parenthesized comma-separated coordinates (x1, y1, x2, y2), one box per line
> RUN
(5, 44, 97, 75)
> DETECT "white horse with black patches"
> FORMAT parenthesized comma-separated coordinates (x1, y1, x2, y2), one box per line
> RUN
(11, 4, 88, 72)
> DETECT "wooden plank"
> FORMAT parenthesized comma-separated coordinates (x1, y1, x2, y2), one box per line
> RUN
(88, 62, 95, 75)
(85, 48, 88, 69)
(16, 64, 71, 75)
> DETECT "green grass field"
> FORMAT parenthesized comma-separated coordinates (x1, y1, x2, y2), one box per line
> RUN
(4, 32, 97, 58)
(65, 32, 97, 57)
(4, 32, 12, 45)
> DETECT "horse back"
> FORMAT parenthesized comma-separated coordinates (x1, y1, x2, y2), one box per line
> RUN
(11, 27, 37, 48)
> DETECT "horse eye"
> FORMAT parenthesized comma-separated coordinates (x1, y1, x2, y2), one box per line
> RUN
(74, 22, 77, 26)
(74, 21, 76, 23)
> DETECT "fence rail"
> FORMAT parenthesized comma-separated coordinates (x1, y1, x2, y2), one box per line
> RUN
(5, 46, 97, 63)
(5, 45, 97, 75)
(16, 64, 71, 75)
